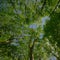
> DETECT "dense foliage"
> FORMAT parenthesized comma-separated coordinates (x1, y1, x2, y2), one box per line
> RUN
(0, 0, 60, 60)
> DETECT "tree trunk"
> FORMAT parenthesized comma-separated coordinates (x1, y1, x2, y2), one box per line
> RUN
(29, 39, 36, 60)
(29, 47, 34, 60)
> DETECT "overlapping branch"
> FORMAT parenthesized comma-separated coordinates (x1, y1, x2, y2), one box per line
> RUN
(50, 0, 60, 15)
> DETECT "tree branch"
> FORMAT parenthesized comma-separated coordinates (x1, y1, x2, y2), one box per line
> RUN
(50, 0, 60, 15)
(29, 38, 37, 60)
(41, 0, 46, 11)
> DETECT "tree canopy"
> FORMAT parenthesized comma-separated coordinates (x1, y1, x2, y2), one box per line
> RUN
(0, 0, 60, 60)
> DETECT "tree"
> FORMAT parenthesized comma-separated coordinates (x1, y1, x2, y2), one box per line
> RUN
(44, 12, 60, 60)
(0, 0, 60, 60)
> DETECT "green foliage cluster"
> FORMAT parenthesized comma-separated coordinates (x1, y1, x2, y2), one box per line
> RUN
(0, 0, 60, 60)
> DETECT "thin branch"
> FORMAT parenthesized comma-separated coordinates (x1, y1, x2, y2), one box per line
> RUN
(0, 35, 14, 45)
(50, 0, 60, 16)
(41, 0, 46, 11)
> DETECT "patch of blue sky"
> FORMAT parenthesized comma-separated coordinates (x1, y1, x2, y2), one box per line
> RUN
(41, 16, 50, 29)
(39, 33, 44, 39)
(29, 16, 50, 39)
(29, 24, 38, 29)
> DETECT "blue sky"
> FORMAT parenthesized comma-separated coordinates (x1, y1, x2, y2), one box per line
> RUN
(29, 16, 50, 39)
(29, 16, 50, 29)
